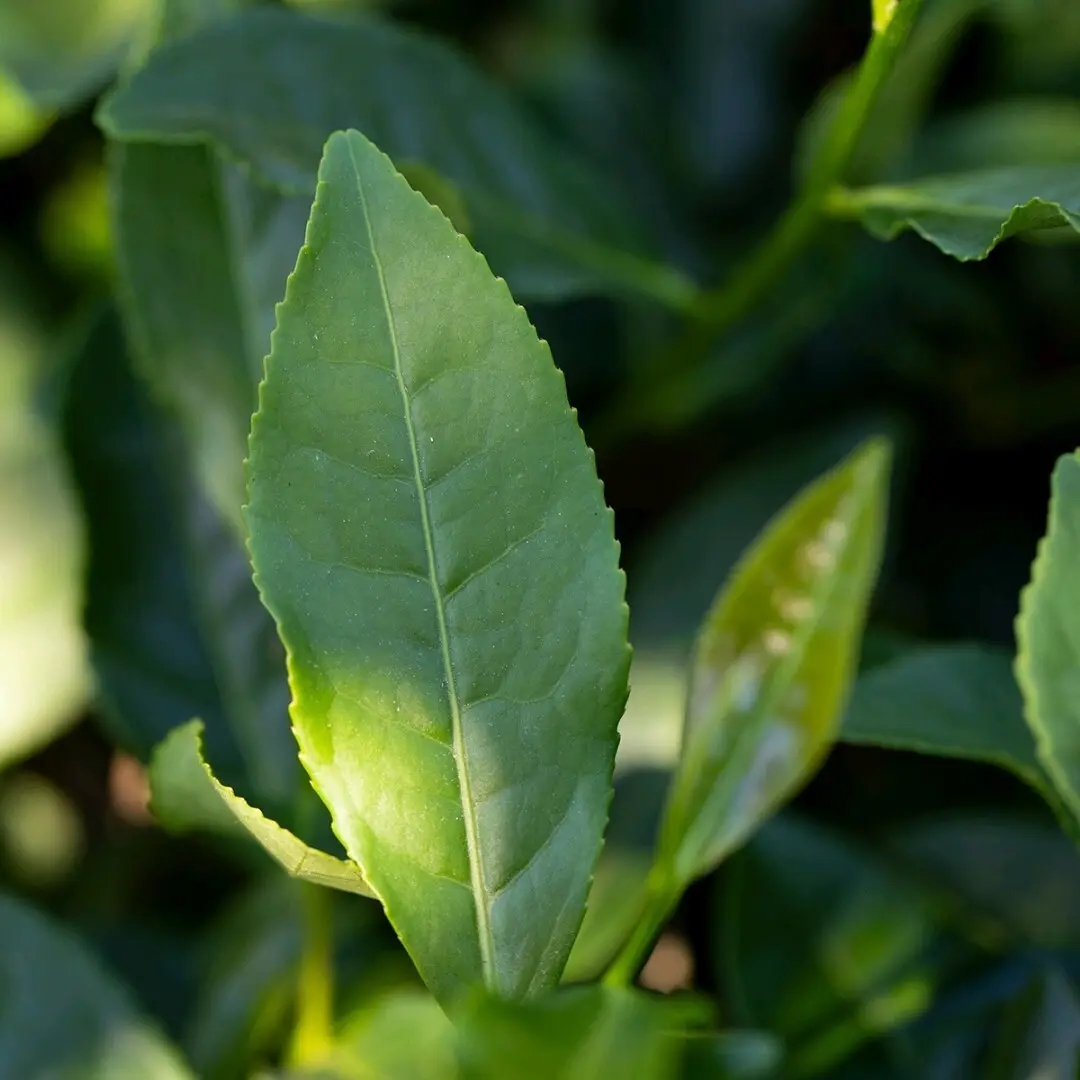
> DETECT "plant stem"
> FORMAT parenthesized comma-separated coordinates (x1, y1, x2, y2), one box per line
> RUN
(287, 884, 334, 1068)
(594, 0, 926, 448)
(602, 868, 680, 988)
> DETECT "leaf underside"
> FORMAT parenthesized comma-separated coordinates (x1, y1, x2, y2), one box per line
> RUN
(245, 129, 629, 1002)
(832, 164, 1080, 259)
(149, 720, 372, 897)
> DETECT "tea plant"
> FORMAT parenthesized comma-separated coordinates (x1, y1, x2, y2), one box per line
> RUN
(2, 0, 1080, 1077)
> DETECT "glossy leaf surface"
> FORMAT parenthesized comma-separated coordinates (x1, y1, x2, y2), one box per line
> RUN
(657, 439, 890, 884)
(829, 165, 1080, 260)
(98, 6, 691, 307)
(1016, 451, 1080, 826)
(246, 129, 629, 1000)
(0, 890, 194, 1079)
(843, 644, 1052, 797)
(150, 721, 372, 897)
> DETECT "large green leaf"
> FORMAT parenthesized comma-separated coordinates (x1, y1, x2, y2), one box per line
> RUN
(655, 439, 890, 887)
(1016, 451, 1080, 827)
(0, 890, 194, 1079)
(63, 310, 296, 807)
(828, 165, 1080, 260)
(150, 721, 373, 897)
(97, 6, 692, 308)
(842, 644, 1054, 798)
(245, 129, 629, 1001)
(454, 986, 708, 1080)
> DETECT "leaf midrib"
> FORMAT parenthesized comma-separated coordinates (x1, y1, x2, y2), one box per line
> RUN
(344, 137, 496, 982)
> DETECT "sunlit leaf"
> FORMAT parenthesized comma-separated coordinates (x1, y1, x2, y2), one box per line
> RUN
(655, 439, 890, 885)
(1016, 451, 1080, 828)
(0, 67, 51, 157)
(0, 889, 195, 1078)
(0, 277, 90, 769)
(454, 985, 709, 1080)
(829, 165, 1080, 260)
(245, 129, 629, 1001)
(149, 721, 373, 898)
(335, 987, 457, 1080)
(0, 0, 153, 112)
(97, 6, 694, 308)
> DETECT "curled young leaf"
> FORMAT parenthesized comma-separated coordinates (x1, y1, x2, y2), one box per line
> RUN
(150, 720, 373, 898)
(828, 164, 1080, 260)
(245, 129, 629, 1002)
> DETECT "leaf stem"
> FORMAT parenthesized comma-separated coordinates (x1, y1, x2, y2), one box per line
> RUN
(594, 0, 925, 447)
(287, 883, 335, 1068)
(602, 867, 680, 988)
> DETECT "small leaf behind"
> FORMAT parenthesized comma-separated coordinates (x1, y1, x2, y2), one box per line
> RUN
(150, 721, 373, 898)
(0, 890, 194, 1078)
(245, 129, 629, 1001)
(657, 439, 890, 885)
(829, 164, 1080, 260)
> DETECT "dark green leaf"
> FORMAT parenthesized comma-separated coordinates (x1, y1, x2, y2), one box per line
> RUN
(842, 644, 1054, 797)
(719, 816, 938, 1075)
(63, 310, 296, 806)
(656, 439, 890, 885)
(245, 129, 629, 1001)
(454, 985, 709, 1080)
(981, 968, 1080, 1080)
(98, 6, 694, 308)
(829, 166, 1080, 260)
(0, 889, 194, 1078)
(1016, 451, 1080, 828)
(681, 1030, 783, 1080)
(895, 816, 1080, 950)
(149, 721, 373, 898)
(110, 142, 310, 524)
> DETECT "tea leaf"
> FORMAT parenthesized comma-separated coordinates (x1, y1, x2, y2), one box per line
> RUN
(245, 129, 629, 1001)
(843, 644, 1053, 797)
(828, 165, 1080, 259)
(98, 6, 693, 308)
(1016, 451, 1080, 827)
(0, 890, 194, 1078)
(64, 311, 296, 809)
(150, 721, 373, 898)
(455, 986, 708, 1080)
(657, 439, 890, 885)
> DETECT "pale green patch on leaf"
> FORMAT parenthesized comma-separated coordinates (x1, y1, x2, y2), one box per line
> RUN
(0, 68, 52, 157)
(97, 6, 694, 308)
(873, 0, 899, 34)
(245, 129, 629, 1002)
(656, 439, 890, 886)
(0, 890, 195, 1078)
(150, 720, 373, 897)
(1016, 451, 1080, 831)
(827, 165, 1080, 260)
